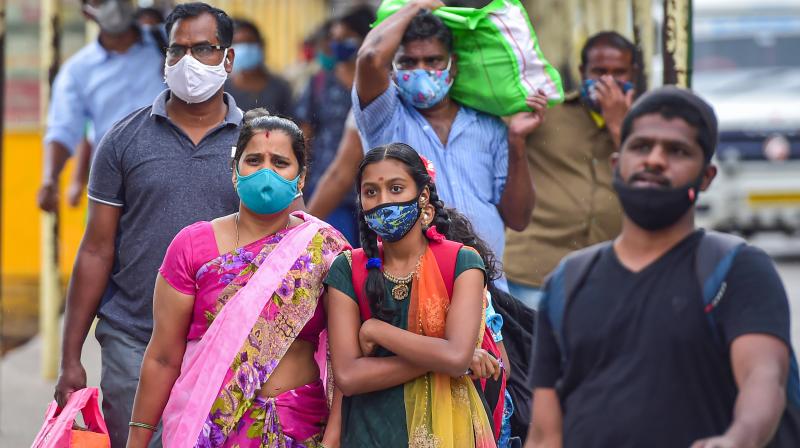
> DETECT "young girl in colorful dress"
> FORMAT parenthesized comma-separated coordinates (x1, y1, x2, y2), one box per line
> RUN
(325, 143, 501, 448)
(127, 109, 348, 448)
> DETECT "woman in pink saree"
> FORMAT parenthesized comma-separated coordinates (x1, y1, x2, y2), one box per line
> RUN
(127, 109, 348, 448)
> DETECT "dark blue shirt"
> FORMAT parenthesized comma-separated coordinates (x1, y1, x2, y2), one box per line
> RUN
(88, 90, 242, 342)
(294, 70, 354, 205)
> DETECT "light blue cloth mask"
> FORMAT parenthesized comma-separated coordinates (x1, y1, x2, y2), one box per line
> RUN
(231, 43, 264, 73)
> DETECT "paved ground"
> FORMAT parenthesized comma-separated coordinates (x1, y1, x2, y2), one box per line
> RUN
(2, 234, 800, 447)
(0, 323, 101, 447)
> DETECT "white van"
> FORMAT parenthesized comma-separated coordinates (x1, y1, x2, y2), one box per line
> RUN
(692, 0, 800, 235)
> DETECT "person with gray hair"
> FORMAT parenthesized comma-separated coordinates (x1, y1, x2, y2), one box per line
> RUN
(527, 87, 800, 448)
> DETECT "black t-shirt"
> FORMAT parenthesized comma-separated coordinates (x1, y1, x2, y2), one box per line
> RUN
(531, 230, 798, 447)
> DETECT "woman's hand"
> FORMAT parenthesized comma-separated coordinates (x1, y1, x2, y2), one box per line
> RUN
(359, 319, 380, 356)
(468, 348, 501, 381)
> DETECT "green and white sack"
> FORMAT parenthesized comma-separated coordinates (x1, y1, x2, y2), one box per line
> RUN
(376, 0, 564, 116)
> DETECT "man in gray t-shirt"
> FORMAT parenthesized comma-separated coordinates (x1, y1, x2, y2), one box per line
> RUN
(54, 4, 241, 446)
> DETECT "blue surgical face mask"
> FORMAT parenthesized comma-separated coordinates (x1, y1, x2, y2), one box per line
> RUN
(330, 38, 360, 62)
(580, 78, 634, 113)
(231, 43, 264, 73)
(316, 52, 336, 71)
(363, 197, 421, 242)
(393, 59, 454, 109)
(236, 166, 301, 215)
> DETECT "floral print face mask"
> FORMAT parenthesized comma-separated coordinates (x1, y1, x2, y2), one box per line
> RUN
(393, 59, 454, 109)
(363, 197, 421, 242)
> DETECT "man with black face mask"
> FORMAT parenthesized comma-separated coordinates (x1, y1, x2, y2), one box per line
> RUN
(526, 87, 800, 448)
(38, 0, 166, 212)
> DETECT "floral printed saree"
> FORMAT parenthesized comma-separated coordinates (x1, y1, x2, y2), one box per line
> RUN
(162, 213, 347, 448)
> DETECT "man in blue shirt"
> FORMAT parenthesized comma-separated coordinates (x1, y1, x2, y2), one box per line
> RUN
(37, 0, 166, 212)
(353, 0, 547, 290)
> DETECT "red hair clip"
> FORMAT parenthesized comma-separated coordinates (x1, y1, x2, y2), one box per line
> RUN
(419, 155, 436, 182)
(425, 225, 445, 243)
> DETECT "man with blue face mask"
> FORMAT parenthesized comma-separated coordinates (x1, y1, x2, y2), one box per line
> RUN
(53, 3, 242, 446)
(224, 19, 293, 115)
(353, 0, 547, 291)
(504, 31, 640, 309)
(295, 5, 375, 246)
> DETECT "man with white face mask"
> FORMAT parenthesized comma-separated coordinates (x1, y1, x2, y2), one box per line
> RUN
(53, 3, 242, 446)
(37, 0, 166, 212)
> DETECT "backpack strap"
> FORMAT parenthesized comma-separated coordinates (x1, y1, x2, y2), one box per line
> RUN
(694, 230, 746, 345)
(694, 230, 800, 407)
(545, 241, 611, 367)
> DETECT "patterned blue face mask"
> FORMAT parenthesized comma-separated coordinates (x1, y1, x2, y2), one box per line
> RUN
(363, 197, 421, 242)
(393, 59, 454, 109)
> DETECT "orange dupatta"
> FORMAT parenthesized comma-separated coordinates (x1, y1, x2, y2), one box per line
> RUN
(404, 246, 497, 448)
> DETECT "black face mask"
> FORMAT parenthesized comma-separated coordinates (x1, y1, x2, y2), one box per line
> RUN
(613, 169, 704, 231)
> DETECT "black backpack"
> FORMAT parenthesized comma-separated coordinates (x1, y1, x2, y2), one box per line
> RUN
(543, 230, 800, 445)
(488, 283, 536, 440)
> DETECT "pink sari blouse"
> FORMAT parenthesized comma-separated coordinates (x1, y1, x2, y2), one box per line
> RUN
(158, 219, 326, 344)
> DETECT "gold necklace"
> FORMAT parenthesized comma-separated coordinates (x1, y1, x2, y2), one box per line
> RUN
(383, 270, 414, 300)
(383, 257, 422, 301)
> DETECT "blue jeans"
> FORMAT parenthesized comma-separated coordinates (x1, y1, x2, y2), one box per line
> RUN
(507, 280, 543, 310)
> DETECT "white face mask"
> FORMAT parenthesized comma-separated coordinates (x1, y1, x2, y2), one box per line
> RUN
(164, 49, 229, 104)
(83, 0, 135, 35)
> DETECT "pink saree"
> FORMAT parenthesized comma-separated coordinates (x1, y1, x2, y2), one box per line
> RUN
(162, 212, 346, 448)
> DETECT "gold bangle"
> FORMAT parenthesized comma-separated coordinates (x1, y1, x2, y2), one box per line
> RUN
(128, 421, 157, 431)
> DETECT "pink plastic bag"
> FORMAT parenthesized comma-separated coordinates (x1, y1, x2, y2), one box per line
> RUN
(31, 387, 110, 448)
